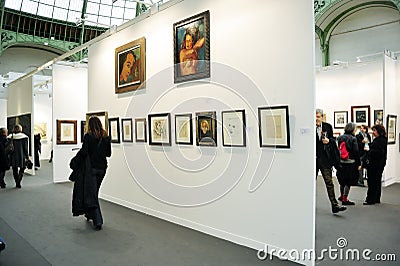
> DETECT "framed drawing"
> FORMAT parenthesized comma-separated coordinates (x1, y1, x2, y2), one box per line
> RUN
(196, 111, 217, 146)
(121, 118, 133, 142)
(86, 111, 108, 134)
(351, 105, 370, 127)
(333, 111, 348, 129)
(175, 113, 193, 145)
(135, 118, 147, 142)
(148, 113, 171, 146)
(386, 114, 397, 145)
(34, 123, 47, 140)
(115, 37, 146, 93)
(258, 106, 290, 148)
(56, 120, 77, 145)
(374, 109, 383, 125)
(80, 120, 86, 142)
(222, 110, 246, 147)
(173, 10, 210, 83)
(108, 117, 120, 143)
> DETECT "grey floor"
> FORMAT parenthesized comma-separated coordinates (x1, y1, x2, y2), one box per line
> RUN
(0, 162, 399, 266)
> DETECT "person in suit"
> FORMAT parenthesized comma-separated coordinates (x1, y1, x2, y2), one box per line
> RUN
(364, 124, 388, 205)
(0, 128, 9, 188)
(316, 109, 346, 214)
(7, 124, 29, 188)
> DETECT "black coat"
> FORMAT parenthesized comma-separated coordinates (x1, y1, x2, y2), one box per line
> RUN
(367, 135, 387, 172)
(0, 135, 8, 171)
(336, 133, 361, 186)
(316, 122, 340, 169)
(8, 133, 29, 168)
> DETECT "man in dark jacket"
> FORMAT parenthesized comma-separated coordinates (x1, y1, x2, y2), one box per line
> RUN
(316, 109, 346, 214)
(0, 128, 9, 188)
(8, 124, 29, 188)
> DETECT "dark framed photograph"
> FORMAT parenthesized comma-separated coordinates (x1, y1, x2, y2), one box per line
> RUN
(374, 109, 383, 125)
(351, 105, 370, 127)
(80, 120, 86, 142)
(121, 118, 133, 142)
(135, 118, 147, 142)
(115, 37, 146, 93)
(175, 113, 193, 145)
(222, 110, 246, 147)
(386, 114, 397, 145)
(86, 111, 108, 134)
(334, 111, 348, 129)
(148, 113, 171, 146)
(173, 10, 210, 83)
(56, 120, 77, 145)
(108, 117, 120, 143)
(258, 105, 290, 148)
(196, 111, 217, 146)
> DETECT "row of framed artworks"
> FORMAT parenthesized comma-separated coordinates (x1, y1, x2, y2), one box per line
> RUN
(56, 106, 291, 148)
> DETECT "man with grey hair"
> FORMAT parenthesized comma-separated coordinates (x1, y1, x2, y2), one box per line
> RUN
(316, 109, 346, 214)
(0, 127, 9, 188)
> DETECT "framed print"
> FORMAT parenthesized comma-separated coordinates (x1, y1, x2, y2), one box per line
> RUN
(333, 111, 348, 129)
(115, 37, 146, 93)
(175, 113, 193, 145)
(86, 111, 108, 134)
(351, 105, 370, 127)
(80, 120, 86, 142)
(34, 123, 47, 140)
(108, 117, 120, 143)
(386, 114, 397, 145)
(135, 118, 147, 142)
(222, 110, 246, 147)
(196, 111, 217, 146)
(121, 118, 133, 142)
(258, 106, 290, 148)
(148, 113, 171, 146)
(56, 120, 77, 145)
(173, 10, 210, 83)
(374, 109, 383, 125)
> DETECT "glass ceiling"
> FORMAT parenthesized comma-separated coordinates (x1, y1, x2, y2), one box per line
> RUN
(5, 0, 167, 27)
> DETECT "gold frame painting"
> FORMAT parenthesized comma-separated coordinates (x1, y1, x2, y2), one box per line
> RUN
(86, 111, 109, 134)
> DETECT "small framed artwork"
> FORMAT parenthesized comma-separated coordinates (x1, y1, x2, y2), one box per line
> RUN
(374, 109, 383, 125)
(86, 111, 108, 133)
(222, 110, 246, 147)
(351, 105, 370, 127)
(173, 10, 210, 83)
(56, 120, 77, 145)
(196, 111, 217, 146)
(115, 37, 146, 93)
(135, 118, 147, 142)
(108, 117, 120, 143)
(258, 106, 290, 148)
(386, 114, 397, 145)
(334, 111, 348, 129)
(175, 113, 193, 145)
(80, 120, 86, 142)
(121, 118, 133, 142)
(34, 123, 47, 140)
(148, 113, 171, 146)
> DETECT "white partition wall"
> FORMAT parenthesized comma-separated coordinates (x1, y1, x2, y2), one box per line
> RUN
(0, 99, 6, 126)
(52, 63, 88, 183)
(89, 1, 316, 265)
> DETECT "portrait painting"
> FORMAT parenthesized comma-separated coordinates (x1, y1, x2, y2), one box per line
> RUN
(115, 37, 146, 93)
(374, 109, 383, 125)
(173, 10, 210, 83)
(196, 111, 217, 146)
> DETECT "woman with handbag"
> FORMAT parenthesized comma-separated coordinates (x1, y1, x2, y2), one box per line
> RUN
(7, 124, 29, 188)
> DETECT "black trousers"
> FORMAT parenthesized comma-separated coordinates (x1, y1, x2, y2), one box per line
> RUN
(366, 167, 383, 203)
(86, 168, 106, 225)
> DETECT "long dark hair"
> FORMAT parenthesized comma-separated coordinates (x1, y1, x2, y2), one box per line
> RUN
(88, 116, 107, 139)
(371, 124, 387, 137)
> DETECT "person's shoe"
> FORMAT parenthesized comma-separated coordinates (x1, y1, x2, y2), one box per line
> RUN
(332, 205, 347, 213)
(342, 200, 355, 205)
(94, 224, 102, 230)
(0, 184, 5, 189)
(338, 196, 343, 202)
(363, 201, 375, 205)
(16, 183, 21, 188)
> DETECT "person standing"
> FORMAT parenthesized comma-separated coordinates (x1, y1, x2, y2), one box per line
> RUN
(8, 124, 29, 188)
(0, 128, 9, 188)
(316, 109, 346, 214)
(70, 116, 111, 230)
(356, 125, 371, 186)
(337, 122, 361, 205)
(34, 133, 41, 170)
(364, 124, 388, 205)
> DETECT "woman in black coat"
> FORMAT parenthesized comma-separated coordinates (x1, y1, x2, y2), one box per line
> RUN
(8, 124, 29, 188)
(364, 124, 388, 205)
(0, 128, 9, 188)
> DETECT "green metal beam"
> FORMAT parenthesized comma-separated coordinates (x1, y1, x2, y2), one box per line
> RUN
(0, 0, 5, 56)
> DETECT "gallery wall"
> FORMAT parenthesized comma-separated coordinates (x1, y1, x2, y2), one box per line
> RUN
(0, 99, 6, 127)
(34, 94, 52, 159)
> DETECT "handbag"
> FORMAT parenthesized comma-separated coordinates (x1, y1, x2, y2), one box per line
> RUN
(25, 158, 33, 169)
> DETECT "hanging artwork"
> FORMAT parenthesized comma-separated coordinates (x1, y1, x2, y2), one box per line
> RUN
(258, 106, 290, 148)
(373, 109, 383, 125)
(135, 118, 147, 142)
(196, 111, 217, 146)
(386, 114, 397, 145)
(86, 111, 108, 134)
(121, 118, 133, 142)
(148, 113, 171, 146)
(175, 113, 193, 145)
(334, 111, 348, 129)
(351, 105, 370, 127)
(108, 117, 120, 143)
(56, 120, 77, 145)
(222, 110, 246, 147)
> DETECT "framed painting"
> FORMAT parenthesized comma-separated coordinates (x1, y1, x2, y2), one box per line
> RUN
(386, 114, 397, 145)
(34, 123, 47, 140)
(351, 105, 370, 127)
(121, 118, 133, 142)
(86, 111, 108, 134)
(258, 106, 290, 148)
(108, 117, 120, 143)
(333, 111, 348, 129)
(175, 113, 193, 145)
(173, 10, 210, 83)
(135, 118, 147, 142)
(115, 37, 146, 93)
(222, 110, 246, 147)
(80, 120, 86, 142)
(374, 109, 383, 125)
(148, 113, 171, 146)
(56, 120, 77, 145)
(196, 111, 217, 146)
